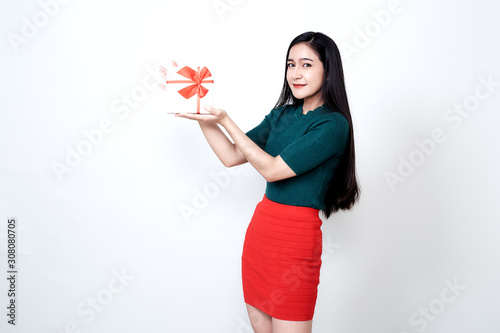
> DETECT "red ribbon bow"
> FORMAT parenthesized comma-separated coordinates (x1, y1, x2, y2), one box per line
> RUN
(166, 66, 214, 114)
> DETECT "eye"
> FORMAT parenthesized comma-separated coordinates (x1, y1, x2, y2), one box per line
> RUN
(303, 63, 312, 68)
(287, 63, 295, 68)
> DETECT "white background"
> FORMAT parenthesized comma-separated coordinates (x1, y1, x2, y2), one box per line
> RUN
(1, 0, 499, 332)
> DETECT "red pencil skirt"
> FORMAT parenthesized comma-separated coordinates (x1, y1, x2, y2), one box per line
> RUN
(242, 195, 323, 321)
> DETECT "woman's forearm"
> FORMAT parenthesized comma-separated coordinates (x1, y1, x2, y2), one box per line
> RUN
(220, 116, 295, 182)
(175, 107, 295, 182)
(198, 122, 247, 167)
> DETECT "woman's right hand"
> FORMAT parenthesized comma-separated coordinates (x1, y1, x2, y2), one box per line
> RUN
(175, 105, 229, 127)
(158, 61, 179, 90)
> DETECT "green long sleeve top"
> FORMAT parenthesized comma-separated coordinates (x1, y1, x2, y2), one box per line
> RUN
(246, 104, 349, 210)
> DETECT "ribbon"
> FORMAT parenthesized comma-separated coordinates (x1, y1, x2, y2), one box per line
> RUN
(166, 66, 214, 114)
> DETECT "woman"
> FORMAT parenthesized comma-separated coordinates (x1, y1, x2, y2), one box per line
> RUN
(175, 31, 360, 333)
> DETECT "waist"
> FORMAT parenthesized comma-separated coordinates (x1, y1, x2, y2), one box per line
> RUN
(258, 195, 320, 220)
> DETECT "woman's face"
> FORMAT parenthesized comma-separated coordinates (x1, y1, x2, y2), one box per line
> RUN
(286, 42, 325, 105)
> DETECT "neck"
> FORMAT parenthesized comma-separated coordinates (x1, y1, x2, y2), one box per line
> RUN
(302, 96, 324, 114)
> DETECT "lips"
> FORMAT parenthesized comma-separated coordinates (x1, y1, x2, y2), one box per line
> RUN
(293, 84, 306, 88)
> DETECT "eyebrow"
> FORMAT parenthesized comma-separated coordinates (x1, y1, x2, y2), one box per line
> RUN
(287, 57, 315, 62)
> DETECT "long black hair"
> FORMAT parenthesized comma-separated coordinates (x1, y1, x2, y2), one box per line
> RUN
(274, 31, 360, 218)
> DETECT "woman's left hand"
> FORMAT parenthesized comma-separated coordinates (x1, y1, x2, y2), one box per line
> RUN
(175, 106, 228, 126)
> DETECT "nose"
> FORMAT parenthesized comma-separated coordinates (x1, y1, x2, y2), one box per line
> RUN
(291, 67, 302, 80)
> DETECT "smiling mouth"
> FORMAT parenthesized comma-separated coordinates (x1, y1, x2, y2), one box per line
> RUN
(293, 84, 306, 88)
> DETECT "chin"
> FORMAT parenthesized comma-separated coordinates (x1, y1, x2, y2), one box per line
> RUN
(290, 90, 305, 99)
(292, 93, 309, 100)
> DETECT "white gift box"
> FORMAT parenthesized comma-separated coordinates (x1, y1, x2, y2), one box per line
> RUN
(160, 63, 215, 114)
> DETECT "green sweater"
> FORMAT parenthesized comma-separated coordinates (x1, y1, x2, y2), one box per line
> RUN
(246, 104, 349, 209)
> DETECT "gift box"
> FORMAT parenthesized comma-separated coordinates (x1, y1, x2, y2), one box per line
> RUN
(160, 63, 214, 114)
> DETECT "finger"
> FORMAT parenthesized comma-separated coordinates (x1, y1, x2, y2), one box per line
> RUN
(203, 105, 215, 114)
(203, 105, 224, 117)
(174, 113, 196, 119)
(174, 112, 200, 118)
(175, 113, 214, 121)
(159, 66, 168, 80)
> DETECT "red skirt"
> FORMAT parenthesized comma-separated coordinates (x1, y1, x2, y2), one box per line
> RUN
(242, 195, 323, 321)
